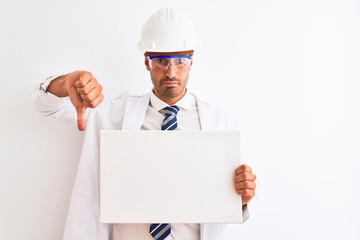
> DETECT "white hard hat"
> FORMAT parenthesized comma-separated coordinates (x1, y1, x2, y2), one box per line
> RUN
(137, 8, 199, 52)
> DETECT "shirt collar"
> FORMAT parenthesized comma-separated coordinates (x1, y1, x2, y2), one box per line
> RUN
(150, 90, 192, 111)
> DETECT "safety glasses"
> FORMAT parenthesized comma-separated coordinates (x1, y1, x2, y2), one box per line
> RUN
(147, 55, 193, 71)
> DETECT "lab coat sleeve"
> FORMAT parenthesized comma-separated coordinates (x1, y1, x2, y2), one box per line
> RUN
(33, 76, 78, 124)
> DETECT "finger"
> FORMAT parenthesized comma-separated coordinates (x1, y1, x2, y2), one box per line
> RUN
(76, 105, 87, 131)
(234, 172, 257, 183)
(68, 84, 84, 109)
(236, 188, 255, 198)
(77, 82, 102, 96)
(83, 92, 104, 108)
(76, 72, 96, 88)
(235, 181, 256, 191)
(235, 164, 252, 175)
(79, 84, 103, 102)
(239, 192, 255, 205)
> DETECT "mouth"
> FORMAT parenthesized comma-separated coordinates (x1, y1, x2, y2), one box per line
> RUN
(161, 78, 179, 87)
(162, 81, 179, 87)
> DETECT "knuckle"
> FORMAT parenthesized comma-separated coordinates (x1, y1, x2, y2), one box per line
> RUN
(243, 172, 249, 179)
(238, 189, 246, 196)
(98, 94, 104, 103)
(244, 189, 251, 196)
(77, 87, 85, 94)
(236, 165, 246, 174)
(241, 164, 252, 172)
(83, 71, 92, 77)
(239, 165, 246, 171)
(245, 181, 252, 188)
(81, 94, 90, 101)
(88, 101, 97, 108)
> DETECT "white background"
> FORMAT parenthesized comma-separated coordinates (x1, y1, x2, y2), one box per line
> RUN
(1, 0, 359, 239)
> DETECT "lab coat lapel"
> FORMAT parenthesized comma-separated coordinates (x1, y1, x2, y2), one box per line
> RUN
(122, 93, 150, 130)
(196, 96, 216, 131)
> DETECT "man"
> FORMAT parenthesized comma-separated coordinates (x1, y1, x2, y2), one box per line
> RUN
(34, 8, 256, 240)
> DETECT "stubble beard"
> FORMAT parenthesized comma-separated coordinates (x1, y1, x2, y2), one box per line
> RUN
(157, 77, 186, 100)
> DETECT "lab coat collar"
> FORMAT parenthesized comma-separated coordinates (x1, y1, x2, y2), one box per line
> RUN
(121, 92, 228, 132)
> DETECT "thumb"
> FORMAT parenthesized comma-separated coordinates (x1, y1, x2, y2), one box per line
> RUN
(76, 105, 87, 131)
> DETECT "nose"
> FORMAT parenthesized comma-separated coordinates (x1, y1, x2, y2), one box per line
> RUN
(165, 63, 176, 79)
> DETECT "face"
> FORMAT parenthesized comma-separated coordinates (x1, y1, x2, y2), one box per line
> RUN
(145, 50, 194, 105)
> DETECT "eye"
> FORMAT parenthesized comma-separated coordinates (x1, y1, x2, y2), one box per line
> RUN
(174, 58, 185, 65)
(156, 58, 169, 66)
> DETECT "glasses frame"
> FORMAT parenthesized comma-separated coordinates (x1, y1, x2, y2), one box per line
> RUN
(147, 55, 193, 71)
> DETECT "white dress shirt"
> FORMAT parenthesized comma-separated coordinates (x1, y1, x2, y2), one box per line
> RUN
(112, 90, 201, 240)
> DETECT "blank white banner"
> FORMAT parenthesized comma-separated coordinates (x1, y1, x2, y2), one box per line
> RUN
(100, 130, 242, 223)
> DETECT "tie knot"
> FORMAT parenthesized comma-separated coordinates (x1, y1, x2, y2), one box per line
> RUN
(163, 105, 180, 116)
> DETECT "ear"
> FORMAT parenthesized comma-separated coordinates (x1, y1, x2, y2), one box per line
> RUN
(144, 56, 150, 71)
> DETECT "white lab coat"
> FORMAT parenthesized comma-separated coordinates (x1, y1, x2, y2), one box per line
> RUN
(34, 90, 249, 240)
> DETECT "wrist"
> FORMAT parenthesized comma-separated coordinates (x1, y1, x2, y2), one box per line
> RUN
(47, 74, 69, 97)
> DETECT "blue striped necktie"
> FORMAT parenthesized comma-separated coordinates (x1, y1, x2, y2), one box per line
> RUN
(161, 105, 179, 131)
(149, 223, 172, 240)
(149, 105, 180, 240)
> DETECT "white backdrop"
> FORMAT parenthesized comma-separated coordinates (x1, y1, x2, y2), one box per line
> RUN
(1, 0, 359, 239)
